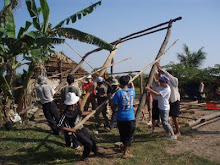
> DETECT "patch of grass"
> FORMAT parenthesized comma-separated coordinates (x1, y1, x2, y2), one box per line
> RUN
(0, 124, 218, 165)
(0, 126, 80, 164)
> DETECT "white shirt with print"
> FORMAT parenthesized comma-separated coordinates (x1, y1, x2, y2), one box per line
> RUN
(157, 85, 171, 111)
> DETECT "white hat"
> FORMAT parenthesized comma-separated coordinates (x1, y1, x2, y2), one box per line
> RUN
(86, 75, 92, 79)
(96, 77, 104, 83)
(64, 92, 79, 105)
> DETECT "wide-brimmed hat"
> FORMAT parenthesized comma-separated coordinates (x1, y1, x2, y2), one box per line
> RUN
(159, 76, 170, 83)
(64, 92, 79, 105)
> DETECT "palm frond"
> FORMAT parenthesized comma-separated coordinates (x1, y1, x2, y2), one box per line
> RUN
(56, 27, 115, 51)
(53, 1, 101, 29)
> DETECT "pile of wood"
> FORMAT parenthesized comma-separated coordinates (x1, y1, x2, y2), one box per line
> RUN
(179, 101, 220, 129)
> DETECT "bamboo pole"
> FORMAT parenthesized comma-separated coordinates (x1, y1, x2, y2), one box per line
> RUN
(186, 111, 220, 127)
(129, 39, 178, 84)
(139, 74, 143, 94)
(111, 58, 114, 76)
(81, 43, 120, 110)
(65, 41, 94, 70)
(135, 21, 173, 127)
(55, 17, 182, 92)
(192, 117, 220, 129)
(76, 57, 131, 82)
(74, 98, 110, 130)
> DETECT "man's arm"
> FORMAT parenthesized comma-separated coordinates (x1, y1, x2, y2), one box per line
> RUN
(146, 86, 161, 96)
(157, 63, 178, 87)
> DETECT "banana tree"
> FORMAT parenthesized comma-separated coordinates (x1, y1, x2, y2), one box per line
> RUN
(15, 0, 115, 113)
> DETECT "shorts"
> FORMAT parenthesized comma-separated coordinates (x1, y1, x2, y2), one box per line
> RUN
(147, 99, 153, 111)
(169, 100, 180, 117)
(117, 120, 136, 146)
(152, 100, 159, 120)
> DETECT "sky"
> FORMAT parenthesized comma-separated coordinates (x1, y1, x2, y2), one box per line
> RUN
(1, 0, 220, 74)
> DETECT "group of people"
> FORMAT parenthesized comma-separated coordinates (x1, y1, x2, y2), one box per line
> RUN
(35, 63, 181, 160)
(145, 63, 181, 139)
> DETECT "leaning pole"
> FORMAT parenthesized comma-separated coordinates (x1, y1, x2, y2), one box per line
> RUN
(135, 19, 179, 127)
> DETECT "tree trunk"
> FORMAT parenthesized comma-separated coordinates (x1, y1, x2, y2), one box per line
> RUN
(17, 64, 34, 115)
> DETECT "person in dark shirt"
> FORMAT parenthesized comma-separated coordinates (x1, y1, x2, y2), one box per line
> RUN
(57, 92, 98, 160)
(60, 74, 82, 149)
(95, 77, 110, 131)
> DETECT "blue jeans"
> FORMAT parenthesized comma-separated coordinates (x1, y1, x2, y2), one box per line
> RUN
(159, 109, 173, 133)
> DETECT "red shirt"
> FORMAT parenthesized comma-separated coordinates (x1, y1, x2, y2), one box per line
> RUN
(83, 82, 96, 100)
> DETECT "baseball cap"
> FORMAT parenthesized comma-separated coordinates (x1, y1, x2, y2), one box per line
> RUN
(159, 76, 169, 83)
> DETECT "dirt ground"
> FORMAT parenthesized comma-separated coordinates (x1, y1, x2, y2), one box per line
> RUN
(15, 101, 220, 164)
(167, 119, 220, 163)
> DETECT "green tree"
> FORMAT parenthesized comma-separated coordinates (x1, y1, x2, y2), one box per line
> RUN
(0, 0, 116, 119)
(177, 44, 206, 68)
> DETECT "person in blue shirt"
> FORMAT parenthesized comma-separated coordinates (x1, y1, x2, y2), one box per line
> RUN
(110, 75, 136, 159)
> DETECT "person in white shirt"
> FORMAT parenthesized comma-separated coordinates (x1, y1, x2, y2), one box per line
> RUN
(157, 64, 181, 136)
(146, 76, 177, 140)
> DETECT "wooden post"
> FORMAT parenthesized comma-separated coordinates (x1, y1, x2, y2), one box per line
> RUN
(111, 58, 114, 76)
(59, 59, 62, 82)
(135, 21, 173, 127)
(140, 73, 143, 94)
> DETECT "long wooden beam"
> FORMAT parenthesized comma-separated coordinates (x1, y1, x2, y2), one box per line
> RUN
(80, 43, 121, 110)
(55, 17, 182, 92)
(135, 21, 173, 127)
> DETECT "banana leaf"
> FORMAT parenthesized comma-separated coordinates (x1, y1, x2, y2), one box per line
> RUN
(26, 0, 41, 30)
(56, 27, 115, 51)
(0, 73, 13, 99)
(40, 0, 50, 33)
(53, 1, 101, 29)
(4, 0, 16, 38)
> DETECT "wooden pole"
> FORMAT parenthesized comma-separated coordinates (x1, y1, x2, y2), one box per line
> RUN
(192, 117, 220, 129)
(74, 98, 110, 130)
(65, 41, 94, 70)
(111, 58, 114, 76)
(140, 74, 143, 94)
(81, 43, 120, 110)
(129, 39, 178, 84)
(186, 111, 220, 127)
(55, 17, 182, 92)
(135, 21, 173, 127)
(76, 57, 131, 82)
